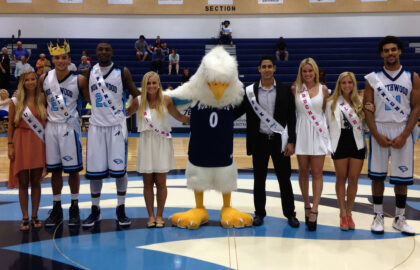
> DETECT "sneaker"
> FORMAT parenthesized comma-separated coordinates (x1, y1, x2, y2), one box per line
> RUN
(116, 204, 131, 226)
(392, 215, 415, 236)
(68, 202, 80, 226)
(44, 202, 63, 227)
(82, 206, 101, 227)
(371, 213, 384, 234)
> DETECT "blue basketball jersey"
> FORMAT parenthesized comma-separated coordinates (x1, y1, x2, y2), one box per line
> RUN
(188, 102, 234, 167)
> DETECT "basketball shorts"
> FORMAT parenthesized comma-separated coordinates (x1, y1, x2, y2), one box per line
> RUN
(368, 122, 414, 185)
(45, 121, 83, 173)
(86, 124, 127, 180)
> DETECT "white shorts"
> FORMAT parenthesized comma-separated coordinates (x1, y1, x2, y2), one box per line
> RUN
(45, 122, 83, 173)
(86, 124, 127, 180)
(186, 161, 237, 193)
(368, 122, 414, 185)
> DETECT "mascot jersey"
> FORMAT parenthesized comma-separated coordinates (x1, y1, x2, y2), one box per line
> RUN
(188, 101, 233, 167)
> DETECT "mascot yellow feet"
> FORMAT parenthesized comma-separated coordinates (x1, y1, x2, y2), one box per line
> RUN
(171, 208, 209, 229)
(220, 207, 253, 228)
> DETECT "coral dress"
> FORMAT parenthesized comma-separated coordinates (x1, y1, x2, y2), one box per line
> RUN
(8, 106, 46, 189)
(295, 84, 330, 155)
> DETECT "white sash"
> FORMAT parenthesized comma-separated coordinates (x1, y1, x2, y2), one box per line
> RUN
(365, 72, 408, 122)
(365, 72, 418, 143)
(12, 99, 45, 142)
(245, 84, 288, 151)
(47, 70, 80, 134)
(92, 65, 127, 139)
(138, 96, 172, 139)
(337, 96, 362, 132)
(299, 86, 331, 152)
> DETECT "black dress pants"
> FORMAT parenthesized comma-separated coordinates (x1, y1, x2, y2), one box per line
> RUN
(252, 133, 296, 218)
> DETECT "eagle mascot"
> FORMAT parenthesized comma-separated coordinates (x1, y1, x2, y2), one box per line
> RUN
(168, 46, 253, 229)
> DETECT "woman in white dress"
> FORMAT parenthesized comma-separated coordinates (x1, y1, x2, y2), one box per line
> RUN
(291, 58, 330, 231)
(127, 71, 189, 228)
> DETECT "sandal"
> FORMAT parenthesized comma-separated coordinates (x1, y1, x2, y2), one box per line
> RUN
(307, 211, 318, 232)
(155, 218, 165, 228)
(146, 218, 156, 228)
(31, 216, 43, 229)
(20, 218, 30, 231)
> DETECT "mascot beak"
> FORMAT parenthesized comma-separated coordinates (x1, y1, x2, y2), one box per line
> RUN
(207, 82, 230, 101)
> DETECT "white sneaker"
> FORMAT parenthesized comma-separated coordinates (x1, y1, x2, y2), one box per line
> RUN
(371, 213, 384, 234)
(392, 215, 415, 236)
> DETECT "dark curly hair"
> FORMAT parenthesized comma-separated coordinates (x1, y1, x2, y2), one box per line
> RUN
(378, 36, 403, 53)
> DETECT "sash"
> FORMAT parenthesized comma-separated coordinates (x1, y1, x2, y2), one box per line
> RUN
(92, 65, 127, 139)
(46, 70, 80, 134)
(365, 72, 418, 143)
(12, 99, 45, 142)
(365, 72, 408, 122)
(245, 84, 288, 152)
(299, 86, 331, 152)
(337, 96, 362, 132)
(138, 96, 172, 139)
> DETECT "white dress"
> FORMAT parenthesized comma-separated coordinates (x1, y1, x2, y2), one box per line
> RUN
(136, 103, 176, 173)
(295, 84, 330, 155)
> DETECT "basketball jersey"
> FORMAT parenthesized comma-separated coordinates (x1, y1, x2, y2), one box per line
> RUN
(373, 66, 412, 123)
(89, 64, 126, 127)
(188, 101, 234, 167)
(44, 70, 80, 123)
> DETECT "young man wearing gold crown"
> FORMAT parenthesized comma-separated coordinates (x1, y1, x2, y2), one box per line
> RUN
(39, 40, 90, 227)
(82, 41, 140, 227)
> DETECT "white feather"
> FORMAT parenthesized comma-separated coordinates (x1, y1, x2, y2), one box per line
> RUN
(168, 46, 244, 109)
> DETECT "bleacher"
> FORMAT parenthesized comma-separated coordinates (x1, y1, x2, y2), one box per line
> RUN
(4, 36, 420, 92)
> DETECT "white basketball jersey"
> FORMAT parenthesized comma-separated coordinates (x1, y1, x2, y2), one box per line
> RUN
(89, 64, 125, 127)
(373, 67, 412, 123)
(44, 70, 80, 123)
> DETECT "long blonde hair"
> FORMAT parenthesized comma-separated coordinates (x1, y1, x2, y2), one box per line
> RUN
(14, 71, 46, 123)
(295, 57, 320, 91)
(138, 71, 165, 119)
(328, 71, 364, 121)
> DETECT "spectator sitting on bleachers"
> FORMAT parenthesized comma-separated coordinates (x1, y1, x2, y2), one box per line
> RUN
(12, 41, 30, 62)
(82, 50, 93, 66)
(150, 48, 165, 74)
(78, 55, 91, 77)
(275, 37, 289, 61)
(160, 43, 169, 58)
(168, 48, 180, 75)
(0, 47, 10, 91)
(35, 53, 49, 76)
(180, 67, 191, 85)
(219, 20, 233, 46)
(0, 88, 10, 118)
(68, 57, 77, 72)
(135, 35, 153, 62)
(153, 35, 162, 51)
(14, 56, 32, 82)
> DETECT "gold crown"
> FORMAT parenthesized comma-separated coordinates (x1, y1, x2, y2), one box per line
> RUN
(48, 39, 70, 56)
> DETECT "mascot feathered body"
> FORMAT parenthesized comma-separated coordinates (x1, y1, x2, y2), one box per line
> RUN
(169, 46, 253, 229)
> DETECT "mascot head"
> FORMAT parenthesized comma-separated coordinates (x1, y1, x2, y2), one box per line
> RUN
(184, 46, 244, 108)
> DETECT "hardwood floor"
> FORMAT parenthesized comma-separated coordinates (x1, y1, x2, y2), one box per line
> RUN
(1, 136, 419, 182)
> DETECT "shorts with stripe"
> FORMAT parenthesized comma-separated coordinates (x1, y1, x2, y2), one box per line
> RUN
(45, 121, 83, 173)
(86, 124, 127, 180)
(368, 122, 414, 185)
